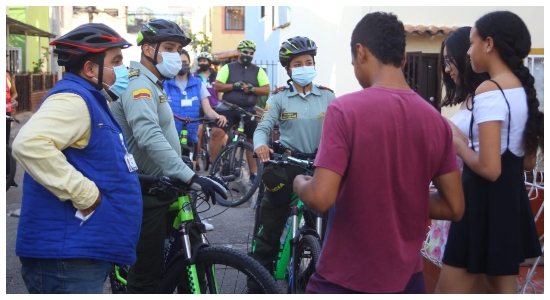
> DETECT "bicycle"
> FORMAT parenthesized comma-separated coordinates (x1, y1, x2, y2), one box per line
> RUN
(209, 100, 263, 207)
(252, 153, 324, 294)
(173, 114, 218, 172)
(6, 115, 19, 191)
(108, 171, 281, 294)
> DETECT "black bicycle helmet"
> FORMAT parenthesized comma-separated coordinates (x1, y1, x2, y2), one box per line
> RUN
(50, 23, 132, 67)
(136, 19, 191, 47)
(279, 36, 317, 67)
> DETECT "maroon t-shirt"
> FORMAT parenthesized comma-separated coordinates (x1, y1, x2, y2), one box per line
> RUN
(314, 86, 458, 293)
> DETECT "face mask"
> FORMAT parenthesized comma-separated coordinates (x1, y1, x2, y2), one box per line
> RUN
(151, 47, 182, 78)
(198, 64, 210, 72)
(94, 64, 129, 98)
(291, 66, 317, 87)
(239, 55, 252, 66)
(177, 63, 190, 76)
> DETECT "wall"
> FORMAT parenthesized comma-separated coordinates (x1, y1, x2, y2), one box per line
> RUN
(211, 6, 244, 53)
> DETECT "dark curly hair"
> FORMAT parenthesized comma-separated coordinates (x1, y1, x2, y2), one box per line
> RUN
(351, 12, 405, 67)
(475, 10, 543, 155)
(439, 27, 489, 107)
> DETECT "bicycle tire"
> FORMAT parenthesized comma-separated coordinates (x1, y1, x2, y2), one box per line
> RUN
(157, 246, 281, 294)
(294, 234, 322, 293)
(200, 137, 210, 172)
(209, 141, 263, 207)
(6, 144, 16, 191)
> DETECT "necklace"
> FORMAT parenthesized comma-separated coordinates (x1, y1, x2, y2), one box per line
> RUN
(372, 82, 410, 89)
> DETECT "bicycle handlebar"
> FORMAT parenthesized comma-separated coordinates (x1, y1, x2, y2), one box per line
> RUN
(173, 114, 218, 125)
(265, 153, 314, 169)
(6, 115, 20, 124)
(138, 174, 236, 190)
(219, 100, 262, 120)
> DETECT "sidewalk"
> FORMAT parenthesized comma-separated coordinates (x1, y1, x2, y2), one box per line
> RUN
(9, 111, 34, 145)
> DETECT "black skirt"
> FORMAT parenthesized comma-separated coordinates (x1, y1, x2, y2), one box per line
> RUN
(442, 150, 542, 276)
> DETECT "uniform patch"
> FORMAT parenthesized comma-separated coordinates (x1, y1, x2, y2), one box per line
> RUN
(317, 112, 326, 120)
(132, 89, 152, 100)
(129, 69, 140, 78)
(159, 95, 167, 103)
(281, 112, 298, 120)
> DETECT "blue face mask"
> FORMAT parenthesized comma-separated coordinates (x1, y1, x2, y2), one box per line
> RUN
(151, 47, 182, 78)
(95, 64, 129, 98)
(291, 66, 317, 87)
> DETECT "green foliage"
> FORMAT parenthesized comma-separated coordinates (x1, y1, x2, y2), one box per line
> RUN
(187, 31, 212, 54)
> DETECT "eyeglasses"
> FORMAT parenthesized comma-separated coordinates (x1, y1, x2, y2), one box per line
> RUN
(444, 58, 453, 70)
(241, 49, 255, 55)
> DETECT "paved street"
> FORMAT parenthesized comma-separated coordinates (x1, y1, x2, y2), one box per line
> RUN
(5, 112, 262, 294)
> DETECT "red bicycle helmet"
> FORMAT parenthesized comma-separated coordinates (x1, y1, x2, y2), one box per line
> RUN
(50, 23, 132, 67)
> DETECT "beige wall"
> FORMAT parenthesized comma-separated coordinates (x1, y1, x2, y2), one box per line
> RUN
(277, 6, 543, 100)
(211, 6, 244, 53)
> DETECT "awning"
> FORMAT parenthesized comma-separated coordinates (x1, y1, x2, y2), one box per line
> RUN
(404, 24, 460, 36)
(7, 16, 57, 38)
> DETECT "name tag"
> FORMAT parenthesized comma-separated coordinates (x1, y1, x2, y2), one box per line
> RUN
(125, 153, 139, 172)
(281, 112, 298, 120)
(181, 100, 193, 107)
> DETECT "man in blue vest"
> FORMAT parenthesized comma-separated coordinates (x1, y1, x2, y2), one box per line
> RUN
(11, 23, 143, 294)
(211, 40, 271, 185)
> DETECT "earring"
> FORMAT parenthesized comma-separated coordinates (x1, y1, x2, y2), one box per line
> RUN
(486, 49, 489, 54)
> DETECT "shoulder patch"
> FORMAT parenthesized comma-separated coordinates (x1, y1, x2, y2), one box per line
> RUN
(316, 85, 334, 93)
(129, 69, 140, 78)
(132, 89, 152, 100)
(272, 86, 288, 95)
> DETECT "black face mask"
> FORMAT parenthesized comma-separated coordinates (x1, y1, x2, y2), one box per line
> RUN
(198, 64, 210, 72)
(239, 55, 252, 66)
(177, 64, 190, 76)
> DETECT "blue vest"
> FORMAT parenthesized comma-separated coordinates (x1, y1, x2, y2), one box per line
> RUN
(164, 75, 202, 144)
(16, 73, 143, 265)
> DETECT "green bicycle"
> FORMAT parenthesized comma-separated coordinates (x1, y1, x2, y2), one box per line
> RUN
(252, 153, 324, 294)
(109, 170, 281, 294)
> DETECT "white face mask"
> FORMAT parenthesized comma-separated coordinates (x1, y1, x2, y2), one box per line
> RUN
(151, 47, 182, 78)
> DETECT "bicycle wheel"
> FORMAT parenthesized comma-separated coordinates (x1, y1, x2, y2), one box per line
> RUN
(294, 234, 322, 293)
(199, 135, 210, 172)
(6, 144, 16, 191)
(209, 141, 263, 207)
(157, 246, 281, 294)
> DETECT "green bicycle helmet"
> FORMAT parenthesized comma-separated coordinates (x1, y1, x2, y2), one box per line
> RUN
(279, 36, 317, 67)
(136, 19, 191, 47)
(237, 39, 257, 51)
(197, 52, 214, 62)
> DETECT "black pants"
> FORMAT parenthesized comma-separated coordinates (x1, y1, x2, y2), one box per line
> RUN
(247, 164, 328, 290)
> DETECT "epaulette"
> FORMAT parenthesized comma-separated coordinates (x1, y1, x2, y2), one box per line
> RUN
(316, 85, 334, 93)
(128, 69, 140, 79)
(272, 86, 288, 95)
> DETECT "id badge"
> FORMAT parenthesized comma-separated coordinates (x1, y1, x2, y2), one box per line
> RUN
(181, 99, 193, 107)
(125, 153, 139, 172)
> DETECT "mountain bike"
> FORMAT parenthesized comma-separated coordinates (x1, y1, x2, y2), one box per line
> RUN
(109, 170, 281, 294)
(173, 114, 217, 172)
(252, 153, 323, 294)
(6, 115, 19, 191)
(209, 101, 263, 207)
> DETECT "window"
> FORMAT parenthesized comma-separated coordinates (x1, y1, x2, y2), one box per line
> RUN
(225, 6, 244, 31)
(525, 55, 544, 111)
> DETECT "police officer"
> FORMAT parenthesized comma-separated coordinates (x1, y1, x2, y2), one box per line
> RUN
(248, 36, 335, 292)
(110, 19, 226, 294)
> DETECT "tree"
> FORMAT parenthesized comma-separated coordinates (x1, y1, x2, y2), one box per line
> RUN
(187, 31, 212, 54)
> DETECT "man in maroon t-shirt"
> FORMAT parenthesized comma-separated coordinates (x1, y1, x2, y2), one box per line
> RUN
(293, 12, 465, 294)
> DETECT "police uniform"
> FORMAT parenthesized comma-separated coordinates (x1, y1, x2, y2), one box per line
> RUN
(249, 83, 335, 281)
(110, 61, 197, 294)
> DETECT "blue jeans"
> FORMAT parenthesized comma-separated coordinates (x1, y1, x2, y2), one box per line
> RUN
(20, 257, 112, 294)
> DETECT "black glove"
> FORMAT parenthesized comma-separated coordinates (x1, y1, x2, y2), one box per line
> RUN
(246, 83, 255, 94)
(232, 81, 244, 91)
(189, 175, 228, 205)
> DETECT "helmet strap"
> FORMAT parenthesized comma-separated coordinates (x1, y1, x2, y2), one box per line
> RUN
(143, 43, 160, 66)
(95, 52, 106, 90)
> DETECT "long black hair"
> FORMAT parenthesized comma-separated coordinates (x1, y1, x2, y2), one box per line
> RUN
(438, 26, 489, 107)
(475, 10, 543, 155)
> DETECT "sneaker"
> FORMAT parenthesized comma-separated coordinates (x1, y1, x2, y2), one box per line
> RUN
(201, 219, 214, 231)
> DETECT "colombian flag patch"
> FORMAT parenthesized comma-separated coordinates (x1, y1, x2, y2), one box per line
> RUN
(132, 89, 152, 100)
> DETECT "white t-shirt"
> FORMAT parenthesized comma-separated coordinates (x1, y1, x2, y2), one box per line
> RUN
(449, 108, 471, 137)
(470, 87, 527, 156)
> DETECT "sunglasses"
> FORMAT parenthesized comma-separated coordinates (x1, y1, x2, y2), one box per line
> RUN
(241, 49, 255, 55)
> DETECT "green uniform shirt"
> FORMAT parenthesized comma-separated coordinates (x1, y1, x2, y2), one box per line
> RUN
(110, 61, 195, 182)
(254, 83, 336, 154)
